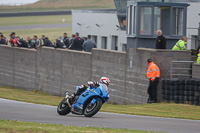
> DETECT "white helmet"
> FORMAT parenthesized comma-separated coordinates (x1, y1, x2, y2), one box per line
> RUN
(100, 77, 110, 86)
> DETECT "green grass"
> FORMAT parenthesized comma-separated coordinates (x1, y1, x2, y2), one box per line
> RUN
(0, 15, 72, 43)
(0, 0, 115, 13)
(1, 87, 200, 120)
(2, 27, 71, 43)
(0, 15, 71, 26)
(0, 87, 63, 106)
(0, 120, 163, 133)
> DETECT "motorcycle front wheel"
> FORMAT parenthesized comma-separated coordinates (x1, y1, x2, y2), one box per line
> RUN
(57, 98, 71, 115)
(84, 99, 102, 117)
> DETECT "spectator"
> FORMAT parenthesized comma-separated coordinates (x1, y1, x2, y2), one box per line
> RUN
(9, 36, 18, 47)
(70, 32, 84, 51)
(156, 30, 166, 49)
(196, 49, 200, 64)
(11, 32, 16, 39)
(16, 36, 29, 48)
(172, 36, 187, 50)
(0, 34, 8, 45)
(63, 33, 70, 48)
(68, 34, 75, 49)
(55, 37, 66, 49)
(83, 35, 97, 52)
(41, 35, 54, 47)
(147, 59, 160, 103)
(196, 46, 200, 58)
(27, 36, 35, 48)
(33, 35, 42, 49)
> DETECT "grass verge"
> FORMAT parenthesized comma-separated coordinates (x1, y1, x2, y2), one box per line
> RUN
(0, 15, 71, 26)
(0, 0, 115, 13)
(0, 120, 163, 133)
(0, 87, 200, 120)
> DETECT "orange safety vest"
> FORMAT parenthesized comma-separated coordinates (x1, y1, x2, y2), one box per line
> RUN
(147, 62, 160, 81)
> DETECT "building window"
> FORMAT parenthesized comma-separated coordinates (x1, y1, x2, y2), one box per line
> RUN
(154, 6, 170, 35)
(191, 35, 198, 49)
(154, 7, 161, 35)
(127, 6, 132, 35)
(127, 5, 136, 35)
(92, 35, 97, 44)
(101, 37, 107, 49)
(140, 6, 152, 35)
(172, 8, 184, 36)
(111, 36, 118, 50)
(131, 6, 136, 35)
(122, 44, 127, 51)
(118, 17, 127, 31)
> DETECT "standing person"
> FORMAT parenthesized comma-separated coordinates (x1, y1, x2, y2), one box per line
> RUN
(55, 37, 66, 49)
(68, 34, 75, 49)
(41, 35, 54, 47)
(156, 30, 166, 49)
(0, 34, 8, 45)
(9, 36, 18, 47)
(172, 36, 187, 50)
(196, 49, 200, 64)
(83, 35, 97, 52)
(27, 36, 35, 48)
(33, 35, 42, 49)
(11, 32, 16, 39)
(16, 36, 29, 48)
(196, 45, 200, 58)
(70, 32, 84, 51)
(147, 59, 160, 103)
(63, 33, 70, 48)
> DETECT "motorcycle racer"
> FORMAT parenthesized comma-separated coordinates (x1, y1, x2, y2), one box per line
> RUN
(67, 77, 110, 98)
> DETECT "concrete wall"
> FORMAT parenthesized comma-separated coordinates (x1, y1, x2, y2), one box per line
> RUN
(91, 49, 127, 104)
(0, 45, 37, 90)
(192, 63, 200, 79)
(36, 47, 92, 96)
(0, 45, 193, 104)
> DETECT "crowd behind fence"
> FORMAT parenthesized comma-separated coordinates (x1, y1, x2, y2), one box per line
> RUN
(0, 31, 97, 52)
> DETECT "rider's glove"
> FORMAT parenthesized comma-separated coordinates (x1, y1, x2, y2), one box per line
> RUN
(94, 81, 100, 87)
(80, 85, 87, 89)
(87, 81, 95, 87)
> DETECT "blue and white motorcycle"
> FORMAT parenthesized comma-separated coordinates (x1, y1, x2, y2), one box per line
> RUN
(57, 84, 109, 117)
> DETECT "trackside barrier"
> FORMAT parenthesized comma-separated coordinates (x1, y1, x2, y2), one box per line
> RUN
(170, 61, 194, 79)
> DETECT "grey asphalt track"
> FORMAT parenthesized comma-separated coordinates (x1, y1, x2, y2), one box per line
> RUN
(0, 23, 72, 31)
(0, 9, 115, 17)
(0, 98, 200, 133)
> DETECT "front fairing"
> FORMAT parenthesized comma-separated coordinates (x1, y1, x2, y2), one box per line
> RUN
(71, 84, 109, 114)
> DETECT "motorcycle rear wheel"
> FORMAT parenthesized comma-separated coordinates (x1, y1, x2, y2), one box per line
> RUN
(84, 99, 102, 117)
(57, 98, 71, 115)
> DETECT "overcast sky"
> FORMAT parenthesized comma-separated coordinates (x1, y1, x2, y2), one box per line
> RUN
(0, 0, 39, 5)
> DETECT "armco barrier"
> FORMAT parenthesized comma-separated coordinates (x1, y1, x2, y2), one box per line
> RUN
(0, 45, 193, 104)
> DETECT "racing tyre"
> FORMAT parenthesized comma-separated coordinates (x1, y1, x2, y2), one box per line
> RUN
(84, 99, 102, 117)
(57, 98, 71, 115)
(180, 85, 184, 90)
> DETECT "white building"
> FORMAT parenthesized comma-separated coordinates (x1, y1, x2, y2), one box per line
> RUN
(72, 10, 127, 51)
(186, 1, 200, 49)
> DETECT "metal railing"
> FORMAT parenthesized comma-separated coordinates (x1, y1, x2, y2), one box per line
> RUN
(170, 61, 194, 79)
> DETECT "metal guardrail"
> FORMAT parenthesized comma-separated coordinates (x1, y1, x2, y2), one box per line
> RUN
(170, 61, 194, 79)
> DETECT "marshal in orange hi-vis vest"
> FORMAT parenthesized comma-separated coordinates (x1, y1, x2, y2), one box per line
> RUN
(147, 62, 160, 81)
